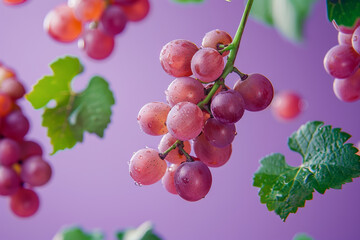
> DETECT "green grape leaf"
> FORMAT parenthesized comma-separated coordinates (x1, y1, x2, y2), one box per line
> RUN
(116, 221, 162, 240)
(250, 0, 317, 42)
(54, 227, 104, 240)
(293, 233, 314, 240)
(253, 121, 360, 221)
(171, 0, 203, 3)
(26, 56, 115, 154)
(327, 0, 360, 27)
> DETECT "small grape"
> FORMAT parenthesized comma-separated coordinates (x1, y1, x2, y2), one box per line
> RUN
(271, 91, 304, 120)
(100, 5, 127, 36)
(333, 68, 360, 102)
(0, 166, 21, 196)
(210, 90, 245, 124)
(162, 164, 179, 195)
(21, 156, 52, 187)
(43, 4, 83, 43)
(137, 102, 170, 136)
(129, 148, 167, 185)
(1, 110, 30, 140)
(160, 39, 199, 77)
(158, 133, 191, 164)
(0, 138, 21, 166)
(165, 77, 205, 107)
(166, 102, 204, 141)
(68, 0, 105, 22)
(174, 161, 212, 202)
(233, 73, 274, 111)
(193, 133, 232, 167)
(120, 0, 150, 22)
(352, 26, 360, 55)
(323, 45, 360, 79)
(191, 48, 224, 83)
(10, 188, 40, 217)
(79, 28, 115, 60)
(202, 29, 232, 56)
(203, 118, 236, 148)
(338, 32, 352, 46)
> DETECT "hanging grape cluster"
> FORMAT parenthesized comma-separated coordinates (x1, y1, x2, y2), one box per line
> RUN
(129, 29, 274, 202)
(324, 20, 360, 102)
(0, 63, 52, 217)
(44, 0, 150, 60)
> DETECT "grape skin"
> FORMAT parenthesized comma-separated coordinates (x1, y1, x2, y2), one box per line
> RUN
(120, 0, 150, 22)
(129, 148, 167, 185)
(191, 48, 224, 83)
(203, 118, 236, 148)
(210, 90, 245, 124)
(1, 110, 30, 141)
(100, 5, 128, 36)
(338, 32, 352, 46)
(79, 28, 115, 60)
(10, 188, 40, 218)
(0, 139, 20, 166)
(158, 133, 191, 164)
(0, 166, 21, 196)
(0, 93, 13, 117)
(162, 164, 179, 195)
(333, 68, 360, 102)
(174, 161, 212, 202)
(202, 29, 232, 56)
(137, 102, 170, 136)
(20, 156, 52, 187)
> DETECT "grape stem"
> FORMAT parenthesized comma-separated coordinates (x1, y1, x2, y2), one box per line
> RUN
(160, 0, 254, 159)
(233, 67, 248, 80)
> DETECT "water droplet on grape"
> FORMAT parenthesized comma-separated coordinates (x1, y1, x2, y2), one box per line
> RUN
(134, 181, 142, 187)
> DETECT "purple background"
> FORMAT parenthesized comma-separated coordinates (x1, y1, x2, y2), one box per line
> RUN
(0, 0, 360, 239)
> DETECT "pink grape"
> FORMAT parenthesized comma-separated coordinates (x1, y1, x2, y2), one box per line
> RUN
(352, 26, 360, 55)
(120, 0, 150, 22)
(10, 188, 40, 217)
(233, 73, 274, 111)
(174, 161, 212, 202)
(0, 139, 20, 166)
(202, 29, 233, 56)
(0, 166, 21, 196)
(158, 133, 191, 164)
(162, 164, 179, 195)
(0, 78, 26, 100)
(191, 48, 224, 83)
(166, 102, 204, 141)
(129, 148, 167, 185)
(19, 140, 43, 160)
(79, 28, 115, 60)
(271, 91, 304, 120)
(160, 39, 199, 77)
(100, 5, 127, 36)
(137, 102, 170, 136)
(333, 68, 360, 102)
(1, 110, 30, 140)
(203, 118, 236, 148)
(210, 90, 245, 124)
(193, 133, 232, 167)
(68, 0, 105, 22)
(338, 32, 352, 46)
(323, 45, 360, 79)
(20, 156, 52, 187)
(333, 19, 360, 34)
(165, 77, 205, 107)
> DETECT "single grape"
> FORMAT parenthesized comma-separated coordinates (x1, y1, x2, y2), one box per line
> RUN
(203, 118, 236, 148)
(202, 29, 232, 56)
(160, 39, 199, 77)
(271, 91, 304, 120)
(332, 19, 360, 34)
(233, 73, 274, 111)
(0, 93, 13, 117)
(0, 138, 21, 166)
(0, 78, 26, 100)
(352, 26, 360, 55)
(1, 110, 30, 140)
(120, 0, 150, 22)
(323, 45, 360, 79)
(174, 161, 212, 202)
(158, 133, 191, 164)
(68, 0, 105, 22)
(19, 140, 43, 160)
(210, 90, 245, 124)
(78, 28, 115, 60)
(338, 32, 352, 46)
(100, 5, 127, 36)
(137, 102, 170, 136)
(20, 156, 52, 187)
(162, 164, 179, 195)
(191, 48, 224, 83)
(165, 77, 205, 107)
(10, 188, 40, 217)
(166, 102, 204, 141)
(333, 68, 360, 102)
(193, 133, 232, 167)
(3, 0, 26, 5)
(0, 65, 16, 82)
(0, 166, 21, 196)
(43, 4, 83, 43)
(129, 148, 167, 185)
(112, 0, 139, 5)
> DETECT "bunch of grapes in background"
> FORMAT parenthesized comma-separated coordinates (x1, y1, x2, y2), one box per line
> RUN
(129, 29, 274, 202)
(0, 63, 52, 217)
(44, 0, 150, 60)
(324, 19, 360, 102)
(2, 0, 26, 5)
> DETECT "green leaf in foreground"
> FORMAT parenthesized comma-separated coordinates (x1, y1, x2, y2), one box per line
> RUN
(327, 0, 360, 28)
(293, 233, 314, 240)
(53, 227, 104, 240)
(116, 221, 162, 240)
(26, 56, 115, 154)
(253, 121, 360, 221)
(250, 0, 317, 42)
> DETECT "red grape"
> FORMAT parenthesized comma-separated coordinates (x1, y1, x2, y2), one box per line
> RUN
(79, 28, 115, 60)
(1, 110, 30, 140)
(21, 156, 52, 187)
(120, 0, 150, 22)
(352, 26, 360, 55)
(0, 139, 20, 166)
(19, 140, 43, 160)
(202, 29, 232, 56)
(203, 118, 236, 148)
(100, 5, 128, 36)
(10, 188, 40, 217)
(3, 0, 26, 5)
(0, 166, 21, 196)
(0, 93, 13, 117)
(191, 48, 224, 83)
(210, 90, 245, 124)
(271, 91, 304, 120)
(137, 102, 170, 136)
(68, 0, 105, 22)
(333, 68, 360, 102)
(338, 32, 352, 46)
(162, 164, 179, 195)
(0, 78, 26, 100)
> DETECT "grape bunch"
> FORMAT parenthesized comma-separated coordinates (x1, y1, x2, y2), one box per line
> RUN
(129, 29, 274, 202)
(44, 0, 150, 60)
(324, 19, 360, 102)
(0, 63, 52, 217)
